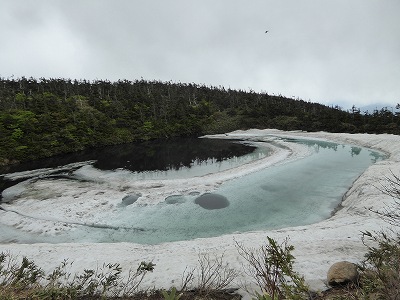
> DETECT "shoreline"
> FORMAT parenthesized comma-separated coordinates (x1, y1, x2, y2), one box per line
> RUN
(207, 129, 391, 219)
(1, 129, 399, 299)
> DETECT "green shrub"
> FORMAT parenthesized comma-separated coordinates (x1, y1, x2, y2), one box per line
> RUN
(0, 252, 155, 299)
(236, 237, 309, 300)
(360, 231, 400, 300)
(162, 286, 182, 300)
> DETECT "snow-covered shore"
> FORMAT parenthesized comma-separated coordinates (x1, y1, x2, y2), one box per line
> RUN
(1, 129, 399, 298)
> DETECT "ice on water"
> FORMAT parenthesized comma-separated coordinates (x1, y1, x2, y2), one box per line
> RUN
(0, 135, 385, 244)
(1, 130, 399, 296)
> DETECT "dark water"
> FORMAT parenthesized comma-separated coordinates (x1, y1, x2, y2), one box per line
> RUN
(78, 138, 386, 244)
(0, 138, 256, 200)
(0, 138, 255, 175)
(0, 136, 388, 244)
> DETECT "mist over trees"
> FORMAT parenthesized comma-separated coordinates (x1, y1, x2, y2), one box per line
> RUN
(0, 77, 399, 165)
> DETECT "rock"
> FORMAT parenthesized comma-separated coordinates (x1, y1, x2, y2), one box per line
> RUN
(327, 261, 359, 286)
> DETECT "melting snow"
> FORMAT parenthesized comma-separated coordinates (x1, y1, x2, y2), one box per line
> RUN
(0, 129, 399, 298)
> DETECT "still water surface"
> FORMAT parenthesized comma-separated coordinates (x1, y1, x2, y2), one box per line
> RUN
(107, 138, 385, 244)
(0, 138, 262, 197)
(0, 137, 386, 244)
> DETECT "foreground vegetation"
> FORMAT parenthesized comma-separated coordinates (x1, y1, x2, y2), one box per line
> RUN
(1, 231, 400, 299)
(1, 77, 400, 298)
(2, 169, 400, 299)
(0, 250, 241, 300)
(1, 77, 399, 165)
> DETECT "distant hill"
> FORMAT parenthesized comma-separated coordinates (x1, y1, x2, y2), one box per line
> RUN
(0, 77, 399, 165)
(359, 103, 399, 115)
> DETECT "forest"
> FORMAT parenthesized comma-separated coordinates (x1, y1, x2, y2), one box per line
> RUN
(0, 77, 399, 165)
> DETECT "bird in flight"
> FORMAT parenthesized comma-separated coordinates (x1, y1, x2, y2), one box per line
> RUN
(265, 30, 269, 33)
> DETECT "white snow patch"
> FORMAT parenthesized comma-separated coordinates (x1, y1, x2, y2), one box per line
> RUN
(0, 130, 399, 299)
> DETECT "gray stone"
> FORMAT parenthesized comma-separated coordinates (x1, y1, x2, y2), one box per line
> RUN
(327, 261, 359, 286)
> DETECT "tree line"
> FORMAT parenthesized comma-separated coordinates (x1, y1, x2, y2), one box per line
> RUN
(0, 77, 399, 165)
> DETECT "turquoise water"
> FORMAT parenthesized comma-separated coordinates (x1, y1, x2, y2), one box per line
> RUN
(79, 138, 385, 244)
(0, 138, 386, 244)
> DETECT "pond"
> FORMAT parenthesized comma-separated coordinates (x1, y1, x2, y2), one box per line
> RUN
(0, 136, 386, 244)
(0, 138, 265, 199)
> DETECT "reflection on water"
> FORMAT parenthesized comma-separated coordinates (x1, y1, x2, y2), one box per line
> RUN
(0, 138, 269, 198)
(93, 138, 262, 172)
(0, 138, 258, 175)
(0, 137, 388, 244)
(281, 138, 385, 163)
(369, 150, 385, 163)
(281, 138, 339, 152)
(351, 146, 362, 156)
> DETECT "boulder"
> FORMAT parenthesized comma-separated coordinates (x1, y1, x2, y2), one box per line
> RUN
(327, 261, 359, 286)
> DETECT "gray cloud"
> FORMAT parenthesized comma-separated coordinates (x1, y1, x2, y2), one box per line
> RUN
(1, 0, 399, 108)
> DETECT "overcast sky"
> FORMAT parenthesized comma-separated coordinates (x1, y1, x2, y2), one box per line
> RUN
(1, 0, 399, 109)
